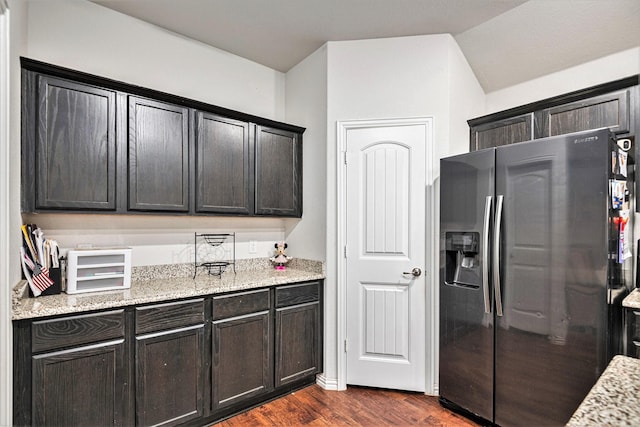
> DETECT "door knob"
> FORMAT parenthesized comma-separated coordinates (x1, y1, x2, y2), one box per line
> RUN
(403, 268, 422, 277)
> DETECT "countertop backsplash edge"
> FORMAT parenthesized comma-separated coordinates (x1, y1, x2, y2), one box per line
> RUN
(12, 258, 325, 321)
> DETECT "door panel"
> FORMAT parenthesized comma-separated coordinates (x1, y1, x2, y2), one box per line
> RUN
(275, 302, 320, 387)
(540, 90, 630, 137)
(212, 312, 272, 409)
(32, 340, 124, 426)
(439, 149, 495, 422)
(136, 326, 204, 427)
(470, 113, 533, 151)
(363, 284, 408, 358)
(254, 126, 302, 216)
(195, 112, 251, 214)
(128, 96, 189, 212)
(36, 76, 117, 210)
(345, 124, 426, 391)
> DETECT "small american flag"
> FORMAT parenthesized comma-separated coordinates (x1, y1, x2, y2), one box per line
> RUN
(32, 264, 54, 292)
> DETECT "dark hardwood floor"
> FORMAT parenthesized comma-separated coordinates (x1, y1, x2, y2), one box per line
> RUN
(213, 385, 480, 426)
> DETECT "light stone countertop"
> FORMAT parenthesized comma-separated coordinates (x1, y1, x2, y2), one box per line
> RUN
(623, 288, 640, 309)
(12, 259, 324, 321)
(566, 355, 640, 426)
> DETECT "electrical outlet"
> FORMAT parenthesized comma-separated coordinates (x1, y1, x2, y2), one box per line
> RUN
(249, 240, 257, 254)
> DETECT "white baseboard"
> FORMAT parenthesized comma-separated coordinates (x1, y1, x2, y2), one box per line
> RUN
(315, 373, 339, 390)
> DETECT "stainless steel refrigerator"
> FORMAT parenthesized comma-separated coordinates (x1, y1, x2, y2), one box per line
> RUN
(439, 128, 632, 426)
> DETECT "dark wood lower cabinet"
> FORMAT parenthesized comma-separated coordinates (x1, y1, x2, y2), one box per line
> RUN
(13, 309, 130, 426)
(136, 325, 205, 426)
(275, 301, 320, 387)
(625, 307, 640, 358)
(32, 339, 126, 426)
(13, 281, 323, 426)
(212, 311, 272, 409)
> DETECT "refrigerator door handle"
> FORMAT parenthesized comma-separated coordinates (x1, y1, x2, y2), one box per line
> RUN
(494, 195, 504, 317)
(482, 196, 492, 314)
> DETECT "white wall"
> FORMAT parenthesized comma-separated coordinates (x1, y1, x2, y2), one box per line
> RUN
(27, 0, 285, 120)
(5, 0, 28, 423)
(23, 214, 289, 266)
(446, 37, 486, 159)
(486, 47, 640, 113)
(284, 45, 328, 262)
(7, 0, 24, 284)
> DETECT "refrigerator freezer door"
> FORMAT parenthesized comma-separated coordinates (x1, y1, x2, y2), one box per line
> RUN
(494, 131, 610, 426)
(439, 149, 495, 422)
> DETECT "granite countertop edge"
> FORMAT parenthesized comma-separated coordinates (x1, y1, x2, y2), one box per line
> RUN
(566, 355, 640, 426)
(623, 288, 640, 309)
(12, 259, 325, 321)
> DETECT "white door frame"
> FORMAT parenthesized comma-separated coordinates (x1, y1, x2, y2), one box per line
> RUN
(336, 117, 438, 394)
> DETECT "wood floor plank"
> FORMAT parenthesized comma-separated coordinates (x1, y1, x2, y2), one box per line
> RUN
(212, 385, 480, 426)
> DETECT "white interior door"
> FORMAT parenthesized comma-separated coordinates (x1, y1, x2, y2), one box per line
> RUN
(345, 123, 426, 392)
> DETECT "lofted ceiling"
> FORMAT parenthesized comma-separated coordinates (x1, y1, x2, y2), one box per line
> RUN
(91, 0, 640, 93)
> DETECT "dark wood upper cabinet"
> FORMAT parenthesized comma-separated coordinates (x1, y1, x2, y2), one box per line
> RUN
(539, 89, 630, 137)
(28, 75, 117, 211)
(21, 58, 304, 217)
(195, 112, 252, 214)
(470, 113, 533, 151)
(468, 76, 638, 152)
(128, 96, 190, 212)
(255, 126, 302, 217)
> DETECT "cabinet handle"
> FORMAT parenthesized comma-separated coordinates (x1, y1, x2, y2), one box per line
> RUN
(402, 268, 422, 277)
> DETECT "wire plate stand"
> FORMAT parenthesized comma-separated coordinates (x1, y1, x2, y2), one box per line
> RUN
(194, 232, 236, 278)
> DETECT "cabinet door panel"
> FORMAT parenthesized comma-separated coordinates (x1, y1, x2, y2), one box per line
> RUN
(128, 97, 189, 212)
(627, 309, 640, 358)
(275, 302, 319, 387)
(470, 113, 533, 151)
(255, 126, 302, 217)
(541, 90, 630, 137)
(136, 325, 204, 427)
(36, 76, 117, 210)
(32, 339, 125, 426)
(212, 311, 272, 410)
(195, 112, 252, 214)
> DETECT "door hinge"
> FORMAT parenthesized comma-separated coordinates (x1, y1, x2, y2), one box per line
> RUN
(343, 151, 348, 165)
(343, 245, 347, 258)
(344, 339, 348, 353)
